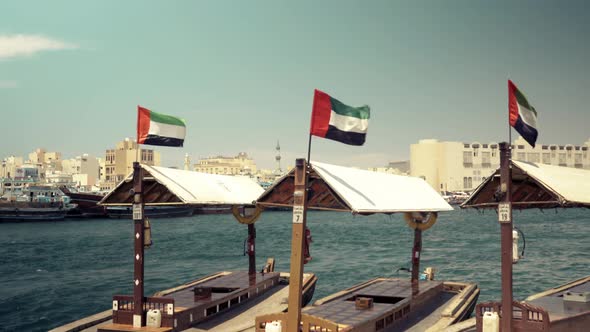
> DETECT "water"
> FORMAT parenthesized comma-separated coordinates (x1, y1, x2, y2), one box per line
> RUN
(0, 208, 588, 331)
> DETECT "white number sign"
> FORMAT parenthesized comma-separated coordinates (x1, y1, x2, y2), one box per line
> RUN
(498, 202, 511, 223)
(292, 205, 304, 224)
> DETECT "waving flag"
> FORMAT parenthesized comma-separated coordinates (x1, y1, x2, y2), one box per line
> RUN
(137, 106, 186, 147)
(310, 89, 370, 146)
(508, 80, 538, 148)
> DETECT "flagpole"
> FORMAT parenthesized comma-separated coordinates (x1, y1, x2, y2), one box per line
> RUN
(306, 134, 312, 164)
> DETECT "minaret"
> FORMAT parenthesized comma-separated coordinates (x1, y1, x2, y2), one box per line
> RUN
(184, 153, 191, 171)
(275, 140, 282, 173)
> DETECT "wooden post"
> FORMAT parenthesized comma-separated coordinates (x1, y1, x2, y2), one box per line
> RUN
(411, 228, 423, 295)
(132, 162, 145, 327)
(248, 223, 256, 276)
(499, 142, 513, 331)
(286, 158, 309, 332)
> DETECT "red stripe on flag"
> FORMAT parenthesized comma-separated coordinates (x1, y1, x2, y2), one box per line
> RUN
(508, 80, 519, 127)
(137, 106, 151, 144)
(310, 89, 332, 138)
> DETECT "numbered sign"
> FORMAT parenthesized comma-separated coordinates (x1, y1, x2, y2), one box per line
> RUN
(132, 204, 143, 220)
(292, 205, 304, 224)
(498, 202, 511, 223)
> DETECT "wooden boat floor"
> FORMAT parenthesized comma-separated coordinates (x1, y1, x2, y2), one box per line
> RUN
(303, 279, 447, 330)
(527, 280, 590, 322)
(185, 283, 289, 331)
(163, 271, 280, 308)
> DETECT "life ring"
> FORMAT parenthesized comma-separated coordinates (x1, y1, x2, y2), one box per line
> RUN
(404, 212, 438, 231)
(231, 205, 264, 224)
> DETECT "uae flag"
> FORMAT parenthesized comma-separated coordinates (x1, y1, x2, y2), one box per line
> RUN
(508, 80, 538, 147)
(310, 89, 370, 146)
(137, 106, 186, 147)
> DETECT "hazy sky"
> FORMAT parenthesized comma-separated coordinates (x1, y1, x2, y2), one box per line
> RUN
(1, 1, 589, 169)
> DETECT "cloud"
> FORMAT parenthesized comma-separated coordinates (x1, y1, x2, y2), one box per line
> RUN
(0, 34, 77, 60)
(0, 80, 17, 88)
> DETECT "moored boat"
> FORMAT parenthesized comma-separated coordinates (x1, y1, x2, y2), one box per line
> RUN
(52, 164, 317, 332)
(254, 160, 479, 331)
(0, 184, 76, 221)
(60, 186, 108, 218)
(461, 144, 590, 331)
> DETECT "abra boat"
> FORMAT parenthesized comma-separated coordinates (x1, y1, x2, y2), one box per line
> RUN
(460, 143, 590, 331)
(254, 160, 479, 332)
(52, 163, 317, 332)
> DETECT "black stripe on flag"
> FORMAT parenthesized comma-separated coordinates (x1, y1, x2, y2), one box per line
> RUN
(143, 135, 184, 147)
(325, 125, 366, 146)
(513, 117, 538, 148)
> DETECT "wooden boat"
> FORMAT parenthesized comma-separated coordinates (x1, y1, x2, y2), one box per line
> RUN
(0, 201, 68, 221)
(460, 143, 590, 331)
(254, 160, 479, 331)
(0, 185, 76, 221)
(52, 164, 317, 332)
(59, 186, 108, 218)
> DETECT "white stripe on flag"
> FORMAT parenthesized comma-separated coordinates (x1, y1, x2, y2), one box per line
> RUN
(518, 103, 537, 129)
(148, 121, 186, 139)
(329, 110, 369, 134)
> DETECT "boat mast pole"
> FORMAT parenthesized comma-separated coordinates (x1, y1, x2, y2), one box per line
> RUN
(132, 162, 145, 327)
(499, 142, 513, 331)
(410, 228, 422, 295)
(248, 223, 256, 276)
(286, 158, 309, 332)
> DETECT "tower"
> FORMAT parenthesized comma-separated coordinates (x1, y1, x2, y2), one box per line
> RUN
(184, 153, 191, 171)
(275, 140, 282, 173)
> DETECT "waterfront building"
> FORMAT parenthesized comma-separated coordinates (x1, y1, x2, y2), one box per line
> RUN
(27, 148, 63, 171)
(101, 138, 161, 190)
(15, 165, 41, 180)
(410, 137, 590, 193)
(194, 152, 257, 175)
(45, 171, 74, 186)
(61, 154, 100, 190)
(1, 156, 24, 178)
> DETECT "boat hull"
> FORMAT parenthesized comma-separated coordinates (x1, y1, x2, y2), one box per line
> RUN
(0, 202, 67, 221)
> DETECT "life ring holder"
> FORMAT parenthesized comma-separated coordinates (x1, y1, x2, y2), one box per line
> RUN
(231, 205, 264, 225)
(404, 212, 438, 231)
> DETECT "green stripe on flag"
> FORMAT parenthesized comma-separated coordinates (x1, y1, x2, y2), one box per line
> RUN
(150, 110, 186, 127)
(513, 87, 537, 117)
(330, 98, 370, 119)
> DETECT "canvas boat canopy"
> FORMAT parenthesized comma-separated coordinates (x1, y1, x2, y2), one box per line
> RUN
(461, 160, 590, 209)
(99, 164, 264, 206)
(257, 161, 452, 214)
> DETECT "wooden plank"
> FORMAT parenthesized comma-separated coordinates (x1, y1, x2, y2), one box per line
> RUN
(96, 323, 171, 332)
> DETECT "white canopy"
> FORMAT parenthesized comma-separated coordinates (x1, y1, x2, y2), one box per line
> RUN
(311, 161, 452, 213)
(101, 165, 264, 206)
(257, 161, 452, 214)
(513, 160, 590, 205)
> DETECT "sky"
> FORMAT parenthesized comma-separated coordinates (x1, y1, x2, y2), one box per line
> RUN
(1, 1, 589, 169)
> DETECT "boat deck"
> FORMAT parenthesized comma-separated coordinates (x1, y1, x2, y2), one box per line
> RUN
(53, 271, 317, 332)
(526, 277, 590, 328)
(301, 278, 478, 331)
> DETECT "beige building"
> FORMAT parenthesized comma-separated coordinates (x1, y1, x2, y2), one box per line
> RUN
(101, 138, 161, 190)
(1, 156, 24, 178)
(28, 148, 62, 171)
(62, 154, 101, 189)
(194, 152, 257, 175)
(410, 137, 590, 193)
